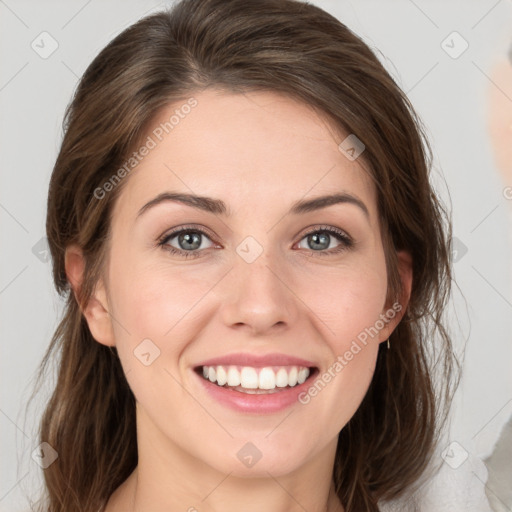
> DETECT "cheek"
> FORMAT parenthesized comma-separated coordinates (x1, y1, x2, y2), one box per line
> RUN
(106, 252, 236, 398)
(296, 294, 384, 440)
(108, 262, 211, 355)
(314, 278, 387, 341)
(299, 255, 389, 346)
(108, 232, 214, 327)
(106, 262, 213, 412)
(294, 257, 388, 421)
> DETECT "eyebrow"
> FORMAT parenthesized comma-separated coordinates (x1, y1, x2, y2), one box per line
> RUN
(136, 191, 370, 220)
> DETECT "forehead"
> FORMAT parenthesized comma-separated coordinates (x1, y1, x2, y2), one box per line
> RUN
(113, 89, 376, 221)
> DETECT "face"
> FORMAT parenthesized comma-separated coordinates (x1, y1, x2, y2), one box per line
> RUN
(78, 89, 409, 478)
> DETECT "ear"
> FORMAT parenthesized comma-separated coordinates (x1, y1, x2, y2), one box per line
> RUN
(64, 244, 115, 347)
(378, 250, 413, 343)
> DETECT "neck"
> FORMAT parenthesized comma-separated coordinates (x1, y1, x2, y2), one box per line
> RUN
(115, 469, 344, 512)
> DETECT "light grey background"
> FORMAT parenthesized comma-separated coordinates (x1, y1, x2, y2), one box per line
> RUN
(1, 1, 511, 511)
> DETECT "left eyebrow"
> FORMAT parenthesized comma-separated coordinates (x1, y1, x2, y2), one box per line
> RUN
(136, 191, 370, 220)
(290, 192, 370, 219)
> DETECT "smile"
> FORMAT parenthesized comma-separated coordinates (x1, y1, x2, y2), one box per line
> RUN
(198, 365, 311, 393)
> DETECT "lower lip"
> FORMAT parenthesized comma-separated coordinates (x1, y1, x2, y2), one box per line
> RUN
(193, 368, 318, 414)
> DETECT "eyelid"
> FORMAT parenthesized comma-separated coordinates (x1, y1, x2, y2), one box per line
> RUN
(298, 224, 352, 242)
(158, 224, 352, 244)
(157, 223, 354, 257)
(158, 223, 218, 245)
(294, 225, 354, 256)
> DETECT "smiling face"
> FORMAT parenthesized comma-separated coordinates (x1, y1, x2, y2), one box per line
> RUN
(77, 89, 409, 480)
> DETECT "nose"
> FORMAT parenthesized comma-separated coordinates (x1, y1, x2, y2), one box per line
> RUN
(219, 249, 300, 336)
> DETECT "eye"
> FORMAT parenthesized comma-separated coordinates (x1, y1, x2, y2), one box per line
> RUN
(157, 224, 354, 259)
(296, 225, 353, 256)
(158, 225, 216, 259)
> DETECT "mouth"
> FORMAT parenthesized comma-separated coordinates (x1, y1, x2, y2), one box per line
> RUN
(193, 364, 319, 394)
(191, 352, 320, 413)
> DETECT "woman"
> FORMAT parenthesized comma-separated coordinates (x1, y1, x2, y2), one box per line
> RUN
(32, 0, 458, 510)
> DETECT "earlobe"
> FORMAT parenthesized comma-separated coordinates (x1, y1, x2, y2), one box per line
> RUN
(64, 245, 115, 347)
(397, 250, 413, 308)
(380, 250, 413, 343)
(65, 245, 85, 302)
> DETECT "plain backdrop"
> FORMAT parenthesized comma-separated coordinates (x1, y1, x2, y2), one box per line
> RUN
(1, 0, 511, 510)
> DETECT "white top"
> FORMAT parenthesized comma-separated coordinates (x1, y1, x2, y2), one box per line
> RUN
(380, 454, 494, 511)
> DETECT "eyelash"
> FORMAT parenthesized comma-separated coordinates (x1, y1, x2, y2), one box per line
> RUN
(157, 224, 354, 259)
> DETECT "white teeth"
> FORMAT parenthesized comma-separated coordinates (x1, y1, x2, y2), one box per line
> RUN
(288, 366, 298, 386)
(199, 364, 311, 390)
(275, 368, 288, 387)
(297, 368, 309, 384)
(240, 367, 259, 389)
(216, 366, 227, 386)
(258, 367, 276, 389)
(227, 366, 241, 386)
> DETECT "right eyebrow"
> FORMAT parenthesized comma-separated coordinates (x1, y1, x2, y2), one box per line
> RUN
(135, 191, 370, 222)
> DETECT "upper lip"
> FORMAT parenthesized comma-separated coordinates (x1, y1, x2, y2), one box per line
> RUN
(194, 352, 318, 369)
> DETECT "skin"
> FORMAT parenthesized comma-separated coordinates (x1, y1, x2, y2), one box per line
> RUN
(65, 89, 412, 512)
(488, 56, 512, 189)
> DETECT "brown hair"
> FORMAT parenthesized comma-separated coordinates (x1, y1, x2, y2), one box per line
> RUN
(29, 0, 458, 510)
